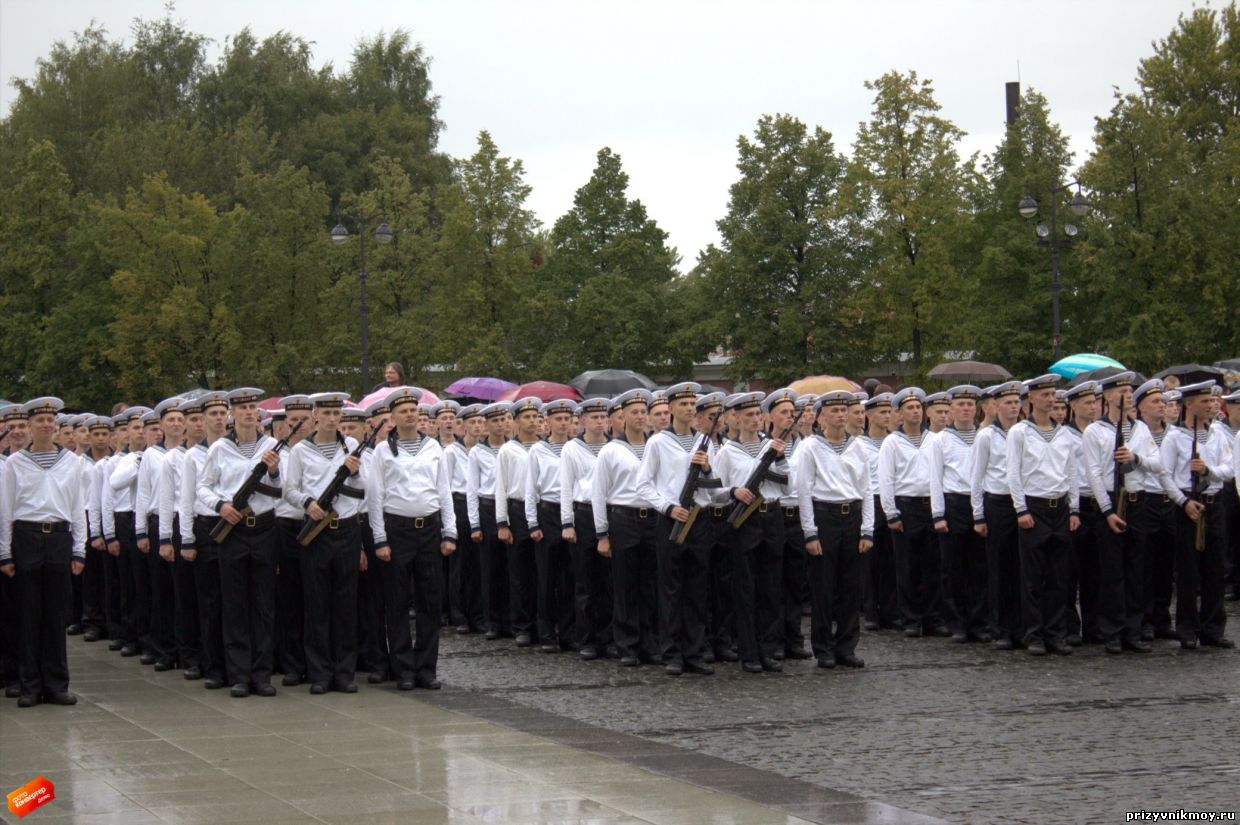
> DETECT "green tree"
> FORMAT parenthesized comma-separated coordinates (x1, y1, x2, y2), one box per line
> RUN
(844, 70, 975, 372)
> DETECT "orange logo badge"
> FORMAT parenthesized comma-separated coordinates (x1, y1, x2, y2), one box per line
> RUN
(7, 776, 55, 818)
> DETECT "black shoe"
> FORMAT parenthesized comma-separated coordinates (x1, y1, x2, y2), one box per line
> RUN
(760, 657, 782, 672)
(484, 629, 500, 641)
(1105, 640, 1123, 654)
(715, 648, 739, 663)
(702, 649, 716, 663)
(951, 632, 968, 644)
(17, 694, 41, 708)
(139, 653, 157, 666)
(84, 629, 102, 642)
(664, 662, 683, 676)
(1048, 641, 1073, 656)
(1124, 639, 1152, 653)
(579, 646, 599, 661)
(397, 678, 415, 691)
(252, 683, 277, 697)
(367, 672, 387, 685)
(540, 643, 559, 654)
(309, 683, 328, 695)
(835, 654, 866, 668)
(742, 661, 763, 673)
(4, 684, 21, 698)
(994, 638, 1014, 651)
(281, 673, 302, 687)
(974, 630, 993, 643)
(44, 691, 77, 706)
(904, 626, 923, 638)
(1154, 626, 1176, 640)
(1181, 639, 1199, 650)
(1065, 634, 1083, 647)
(153, 661, 173, 672)
(184, 667, 203, 680)
(785, 646, 812, 660)
(1141, 625, 1156, 642)
(108, 640, 124, 651)
(203, 678, 226, 690)
(1202, 637, 1236, 649)
(816, 658, 835, 669)
(415, 677, 441, 690)
(771, 650, 785, 661)
(66, 623, 83, 636)
(120, 645, 139, 657)
(229, 684, 250, 698)
(1027, 640, 1047, 656)
(619, 656, 639, 667)
(685, 661, 714, 675)
(332, 681, 358, 694)
(862, 619, 880, 631)
(515, 633, 532, 647)
(455, 625, 472, 634)
(604, 644, 621, 659)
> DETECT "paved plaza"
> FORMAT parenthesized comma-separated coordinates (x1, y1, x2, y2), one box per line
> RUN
(1, 605, 1238, 824)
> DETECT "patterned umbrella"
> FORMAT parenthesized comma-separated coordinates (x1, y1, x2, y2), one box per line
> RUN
(1048, 353, 1124, 380)
(359, 385, 440, 409)
(497, 381, 583, 403)
(441, 376, 517, 402)
(789, 375, 860, 395)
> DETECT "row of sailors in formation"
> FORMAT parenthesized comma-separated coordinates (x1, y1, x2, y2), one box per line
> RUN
(0, 373, 1237, 705)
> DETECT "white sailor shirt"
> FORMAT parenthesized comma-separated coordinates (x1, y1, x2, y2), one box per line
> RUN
(877, 428, 935, 524)
(794, 434, 874, 541)
(636, 428, 721, 517)
(466, 441, 500, 531)
(591, 436, 653, 538)
(928, 426, 976, 519)
(366, 435, 455, 547)
(1006, 421, 1080, 516)
(283, 434, 364, 520)
(0, 447, 87, 562)
(559, 437, 606, 530)
(524, 439, 565, 526)
(197, 434, 282, 518)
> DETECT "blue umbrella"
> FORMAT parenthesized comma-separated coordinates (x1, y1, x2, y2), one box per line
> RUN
(1049, 353, 1124, 380)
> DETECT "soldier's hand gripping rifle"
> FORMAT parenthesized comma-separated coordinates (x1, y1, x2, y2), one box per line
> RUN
(1113, 395, 1130, 521)
(726, 407, 808, 529)
(209, 419, 305, 544)
(1189, 414, 1207, 552)
(297, 429, 378, 546)
(667, 413, 724, 545)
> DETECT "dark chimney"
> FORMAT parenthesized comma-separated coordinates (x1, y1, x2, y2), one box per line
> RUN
(1006, 82, 1020, 125)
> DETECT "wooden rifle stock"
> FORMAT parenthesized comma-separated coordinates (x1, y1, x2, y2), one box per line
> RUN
(1189, 416, 1206, 552)
(725, 407, 807, 529)
(668, 413, 723, 545)
(1113, 396, 1129, 522)
(209, 420, 304, 544)
(297, 429, 378, 546)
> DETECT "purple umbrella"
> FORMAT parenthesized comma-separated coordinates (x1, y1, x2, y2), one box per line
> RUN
(442, 376, 518, 402)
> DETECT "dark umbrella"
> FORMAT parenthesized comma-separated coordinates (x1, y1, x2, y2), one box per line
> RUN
(1214, 358, 1240, 371)
(1152, 363, 1225, 386)
(1067, 367, 1146, 387)
(497, 381, 583, 403)
(927, 360, 1012, 382)
(1214, 359, 1240, 390)
(570, 369, 656, 396)
(442, 376, 518, 402)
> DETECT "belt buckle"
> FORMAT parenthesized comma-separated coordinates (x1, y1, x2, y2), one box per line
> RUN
(40, 522, 52, 534)
(840, 503, 850, 515)
(784, 507, 796, 518)
(712, 508, 724, 518)
(1204, 494, 1215, 505)
(329, 516, 340, 530)
(638, 507, 649, 519)
(758, 503, 769, 513)
(1048, 497, 1059, 508)
(245, 515, 257, 528)
(414, 517, 425, 529)
(1127, 492, 1139, 502)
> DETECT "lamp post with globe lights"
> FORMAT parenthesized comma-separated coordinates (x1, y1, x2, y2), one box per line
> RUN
(1018, 183, 1090, 360)
(330, 212, 393, 396)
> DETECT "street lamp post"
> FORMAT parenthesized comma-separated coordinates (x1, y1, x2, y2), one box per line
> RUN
(330, 212, 393, 397)
(1018, 183, 1090, 360)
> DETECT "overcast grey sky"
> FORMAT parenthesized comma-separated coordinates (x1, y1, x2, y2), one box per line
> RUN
(0, 0, 1202, 267)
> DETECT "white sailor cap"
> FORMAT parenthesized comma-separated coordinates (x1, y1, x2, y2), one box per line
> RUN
(180, 397, 205, 415)
(1098, 371, 1136, 390)
(1222, 390, 1240, 404)
(924, 391, 950, 408)
(110, 412, 128, 426)
(848, 392, 868, 406)
(86, 414, 114, 431)
(310, 391, 350, 409)
(363, 399, 389, 418)
(761, 387, 798, 413)
(1133, 379, 1165, 406)
(864, 392, 894, 409)
(279, 394, 313, 412)
(385, 387, 422, 410)
(458, 403, 483, 420)
(1210, 384, 1223, 397)
(946, 385, 982, 401)
(663, 382, 700, 403)
(893, 387, 925, 408)
(511, 396, 542, 416)
(992, 381, 1024, 399)
(541, 399, 575, 416)
(227, 387, 264, 406)
(813, 390, 854, 412)
(154, 397, 184, 418)
(340, 404, 368, 421)
(615, 389, 653, 410)
(577, 397, 610, 415)
(1, 403, 27, 421)
(1177, 380, 1216, 400)
(430, 400, 461, 417)
(695, 392, 726, 412)
(1065, 381, 1098, 401)
(139, 409, 161, 425)
(480, 401, 513, 419)
(1164, 389, 1182, 403)
(199, 391, 229, 411)
(647, 390, 669, 410)
(55, 413, 70, 426)
(726, 391, 764, 411)
(121, 405, 152, 422)
(1023, 374, 1060, 393)
(268, 407, 286, 421)
(417, 403, 431, 415)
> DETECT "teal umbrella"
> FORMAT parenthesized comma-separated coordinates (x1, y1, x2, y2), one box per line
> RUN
(1049, 353, 1124, 380)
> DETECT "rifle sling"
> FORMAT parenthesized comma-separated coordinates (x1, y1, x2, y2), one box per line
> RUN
(255, 482, 282, 497)
(337, 486, 364, 500)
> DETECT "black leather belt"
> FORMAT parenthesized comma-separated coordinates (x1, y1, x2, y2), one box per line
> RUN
(709, 507, 727, 518)
(234, 511, 275, 531)
(1026, 495, 1067, 509)
(609, 504, 652, 519)
(14, 520, 70, 534)
(814, 501, 861, 516)
(323, 514, 362, 530)
(385, 513, 441, 530)
(782, 506, 799, 519)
